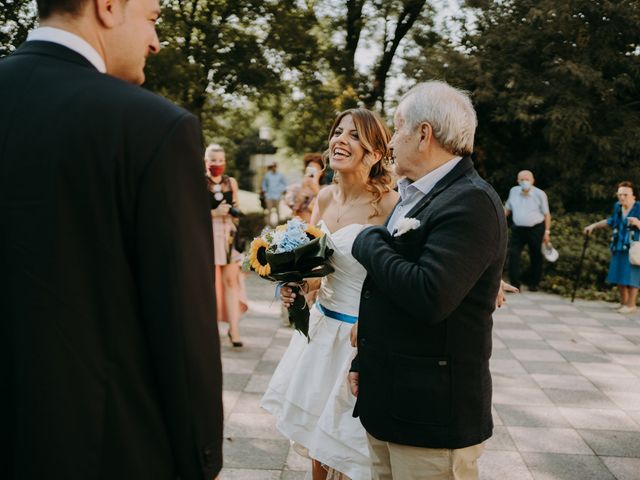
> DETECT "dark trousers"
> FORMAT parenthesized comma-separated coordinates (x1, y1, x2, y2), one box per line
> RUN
(508, 222, 545, 289)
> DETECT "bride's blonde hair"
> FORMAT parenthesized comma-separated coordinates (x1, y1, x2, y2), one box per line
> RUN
(326, 108, 395, 217)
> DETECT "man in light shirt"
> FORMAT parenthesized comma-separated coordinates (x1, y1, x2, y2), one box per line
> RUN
(0, 0, 222, 478)
(349, 81, 507, 480)
(261, 161, 288, 225)
(504, 170, 552, 291)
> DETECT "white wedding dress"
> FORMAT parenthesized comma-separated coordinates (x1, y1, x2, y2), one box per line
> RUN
(261, 222, 371, 480)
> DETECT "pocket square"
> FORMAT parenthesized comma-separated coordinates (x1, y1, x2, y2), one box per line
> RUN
(393, 217, 421, 237)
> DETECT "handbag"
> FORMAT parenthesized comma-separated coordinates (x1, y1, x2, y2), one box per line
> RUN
(630, 240, 640, 266)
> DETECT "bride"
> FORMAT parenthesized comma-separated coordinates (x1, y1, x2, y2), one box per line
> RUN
(261, 108, 398, 480)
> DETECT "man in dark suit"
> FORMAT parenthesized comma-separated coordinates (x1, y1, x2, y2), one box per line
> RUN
(349, 81, 507, 479)
(0, 1, 222, 479)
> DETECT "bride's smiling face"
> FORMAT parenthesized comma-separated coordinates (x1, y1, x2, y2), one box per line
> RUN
(328, 114, 366, 173)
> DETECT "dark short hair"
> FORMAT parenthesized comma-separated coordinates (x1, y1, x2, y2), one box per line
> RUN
(37, 0, 88, 17)
(618, 181, 637, 197)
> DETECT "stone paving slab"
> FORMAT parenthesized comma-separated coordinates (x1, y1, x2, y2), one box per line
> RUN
(218, 275, 640, 479)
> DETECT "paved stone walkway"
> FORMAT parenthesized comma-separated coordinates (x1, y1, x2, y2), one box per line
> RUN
(218, 275, 640, 480)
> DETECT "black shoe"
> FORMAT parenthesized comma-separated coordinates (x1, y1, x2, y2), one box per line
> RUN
(528, 285, 538, 292)
(228, 331, 243, 348)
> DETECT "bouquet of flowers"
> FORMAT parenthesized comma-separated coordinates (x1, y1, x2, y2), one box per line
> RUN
(243, 218, 334, 340)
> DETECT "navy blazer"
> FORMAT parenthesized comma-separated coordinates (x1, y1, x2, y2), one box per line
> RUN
(0, 42, 222, 479)
(351, 157, 507, 449)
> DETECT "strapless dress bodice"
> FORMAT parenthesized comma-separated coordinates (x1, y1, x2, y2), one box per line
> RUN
(316, 222, 367, 317)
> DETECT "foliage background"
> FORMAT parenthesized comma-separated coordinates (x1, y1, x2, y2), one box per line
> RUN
(2, 0, 639, 301)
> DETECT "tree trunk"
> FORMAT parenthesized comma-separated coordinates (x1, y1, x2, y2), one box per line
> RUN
(344, 0, 366, 79)
(365, 0, 427, 110)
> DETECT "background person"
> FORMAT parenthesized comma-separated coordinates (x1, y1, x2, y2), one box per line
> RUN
(205, 144, 247, 347)
(261, 161, 288, 226)
(504, 169, 551, 291)
(287, 152, 325, 223)
(0, 0, 222, 477)
(584, 181, 640, 313)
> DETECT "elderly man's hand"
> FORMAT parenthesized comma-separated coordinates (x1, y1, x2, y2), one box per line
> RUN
(628, 217, 640, 229)
(496, 280, 519, 308)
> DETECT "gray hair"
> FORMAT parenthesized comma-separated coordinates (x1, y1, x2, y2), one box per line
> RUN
(204, 143, 224, 159)
(397, 81, 477, 156)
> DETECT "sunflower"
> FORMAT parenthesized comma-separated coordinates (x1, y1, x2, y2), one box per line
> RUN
(248, 237, 271, 277)
(305, 224, 323, 239)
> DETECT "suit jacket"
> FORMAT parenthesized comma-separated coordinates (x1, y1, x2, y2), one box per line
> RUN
(351, 157, 507, 449)
(0, 41, 222, 479)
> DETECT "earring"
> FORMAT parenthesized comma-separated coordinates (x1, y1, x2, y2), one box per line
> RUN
(383, 154, 394, 166)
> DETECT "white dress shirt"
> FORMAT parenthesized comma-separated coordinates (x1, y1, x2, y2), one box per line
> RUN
(27, 26, 106, 73)
(387, 156, 462, 233)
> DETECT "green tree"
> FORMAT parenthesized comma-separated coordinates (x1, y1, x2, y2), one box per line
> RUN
(274, 0, 440, 154)
(0, 0, 36, 57)
(144, 0, 319, 121)
(322, 0, 434, 110)
(405, 0, 640, 212)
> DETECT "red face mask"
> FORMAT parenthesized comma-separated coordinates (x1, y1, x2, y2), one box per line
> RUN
(208, 165, 225, 177)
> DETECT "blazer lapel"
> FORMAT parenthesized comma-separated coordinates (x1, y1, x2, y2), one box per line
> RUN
(404, 156, 475, 219)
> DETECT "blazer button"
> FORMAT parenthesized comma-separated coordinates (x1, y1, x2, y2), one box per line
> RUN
(359, 338, 367, 347)
(363, 290, 370, 299)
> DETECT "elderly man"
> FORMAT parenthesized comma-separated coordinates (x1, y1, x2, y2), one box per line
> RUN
(349, 81, 507, 479)
(505, 170, 551, 291)
(0, 0, 222, 478)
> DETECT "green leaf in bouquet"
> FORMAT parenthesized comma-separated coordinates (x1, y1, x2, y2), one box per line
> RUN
(268, 264, 334, 283)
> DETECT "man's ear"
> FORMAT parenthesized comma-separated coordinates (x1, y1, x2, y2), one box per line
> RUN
(418, 122, 432, 151)
(94, 0, 123, 28)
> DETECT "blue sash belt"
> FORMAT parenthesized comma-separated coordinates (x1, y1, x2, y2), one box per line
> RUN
(316, 303, 358, 324)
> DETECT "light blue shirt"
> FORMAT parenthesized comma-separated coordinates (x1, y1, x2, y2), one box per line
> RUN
(505, 185, 549, 227)
(261, 171, 288, 200)
(387, 157, 462, 233)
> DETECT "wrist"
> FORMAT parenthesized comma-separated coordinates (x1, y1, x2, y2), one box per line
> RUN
(544, 229, 551, 234)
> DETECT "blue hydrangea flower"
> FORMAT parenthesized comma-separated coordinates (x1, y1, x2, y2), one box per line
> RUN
(272, 218, 312, 253)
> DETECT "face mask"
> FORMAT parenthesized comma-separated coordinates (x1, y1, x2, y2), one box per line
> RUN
(209, 165, 225, 177)
(519, 180, 531, 191)
(305, 166, 318, 177)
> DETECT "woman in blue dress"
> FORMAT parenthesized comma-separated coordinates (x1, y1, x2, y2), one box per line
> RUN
(585, 181, 640, 313)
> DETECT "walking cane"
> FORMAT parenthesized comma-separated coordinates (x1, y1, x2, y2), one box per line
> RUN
(571, 233, 590, 303)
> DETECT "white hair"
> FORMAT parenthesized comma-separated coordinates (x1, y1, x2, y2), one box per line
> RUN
(397, 81, 477, 156)
(204, 143, 224, 159)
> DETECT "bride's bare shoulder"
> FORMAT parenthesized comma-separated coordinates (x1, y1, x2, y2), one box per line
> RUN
(317, 184, 337, 207)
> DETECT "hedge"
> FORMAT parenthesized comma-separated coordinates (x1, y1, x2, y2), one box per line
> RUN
(513, 212, 622, 302)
